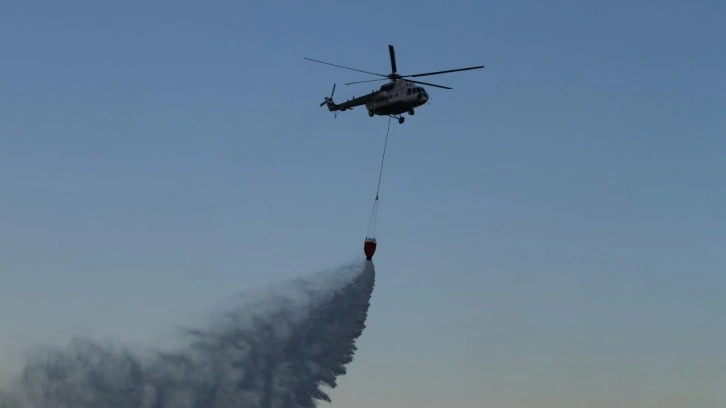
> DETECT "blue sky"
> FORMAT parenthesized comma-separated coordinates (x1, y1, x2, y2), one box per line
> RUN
(1, 1, 725, 406)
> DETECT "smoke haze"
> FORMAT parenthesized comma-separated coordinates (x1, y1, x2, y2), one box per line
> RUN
(0, 261, 375, 408)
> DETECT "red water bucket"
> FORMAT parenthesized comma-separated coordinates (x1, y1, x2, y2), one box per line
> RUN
(363, 238, 377, 260)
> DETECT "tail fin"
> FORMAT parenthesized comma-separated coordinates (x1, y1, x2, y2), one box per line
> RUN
(325, 100, 339, 112)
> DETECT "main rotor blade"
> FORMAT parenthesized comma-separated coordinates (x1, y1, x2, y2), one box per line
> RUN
(388, 44, 397, 75)
(303, 57, 388, 78)
(402, 65, 485, 78)
(408, 79, 452, 90)
(345, 78, 389, 85)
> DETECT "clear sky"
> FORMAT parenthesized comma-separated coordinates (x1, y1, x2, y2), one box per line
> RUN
(1, 0, 725, 406)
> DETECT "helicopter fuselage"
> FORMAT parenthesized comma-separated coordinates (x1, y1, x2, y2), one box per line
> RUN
(365, 80, 428, 116)
(325, 80, 429, 123)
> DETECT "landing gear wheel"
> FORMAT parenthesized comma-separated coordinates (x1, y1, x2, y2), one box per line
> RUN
(398, 116, 405, 124)
(368, 110, 374, 117)
(408, 109, 415, 115)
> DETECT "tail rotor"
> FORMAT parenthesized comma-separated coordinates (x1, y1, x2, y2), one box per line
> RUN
(320, 83, 336, 107)
(319, 83, 341, 118)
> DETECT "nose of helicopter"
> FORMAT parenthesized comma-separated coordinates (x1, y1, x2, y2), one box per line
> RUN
(421, 91, 428, 104)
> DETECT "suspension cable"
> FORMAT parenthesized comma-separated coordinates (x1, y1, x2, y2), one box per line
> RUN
(374, 116, 392, 200)
(366, 116, 392, 238)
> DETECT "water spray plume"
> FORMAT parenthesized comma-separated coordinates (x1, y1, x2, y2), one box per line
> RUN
(0, 261, 375, 408)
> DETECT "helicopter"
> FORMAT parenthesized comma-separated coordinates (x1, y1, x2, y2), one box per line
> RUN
(304, 45, 484, 124)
